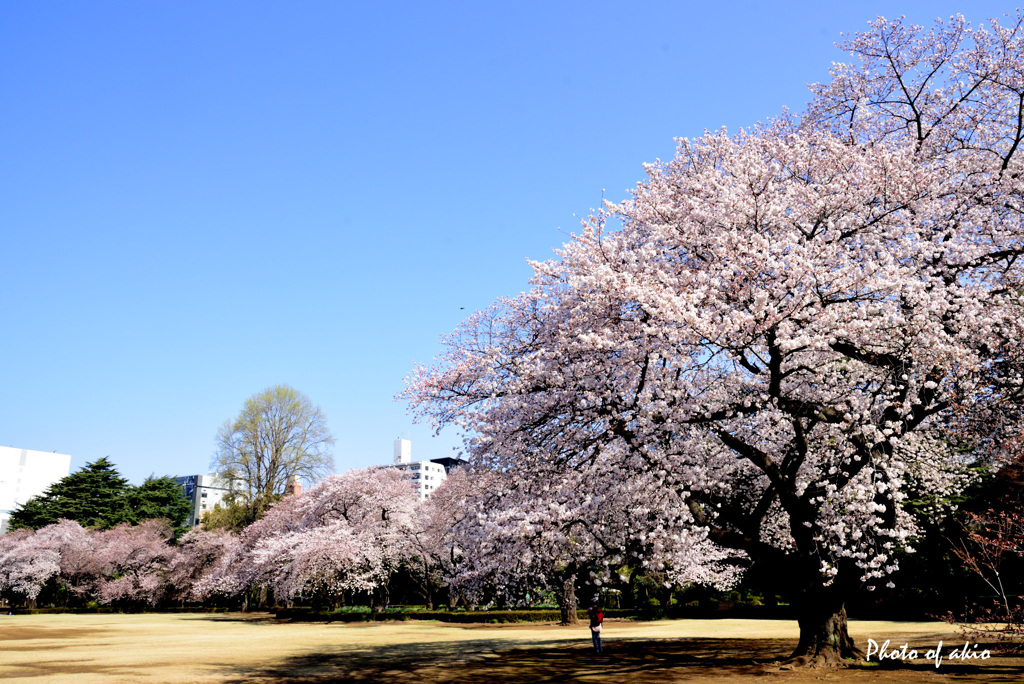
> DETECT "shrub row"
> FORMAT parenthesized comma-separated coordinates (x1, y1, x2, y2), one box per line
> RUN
(3, 603, 809, 621)
(6, 606, 233, 615)
(275, 607, 566, 623)
(272, 606, 784, 623)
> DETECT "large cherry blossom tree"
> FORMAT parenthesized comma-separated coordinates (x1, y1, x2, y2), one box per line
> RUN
(407, 13, 1024, 665)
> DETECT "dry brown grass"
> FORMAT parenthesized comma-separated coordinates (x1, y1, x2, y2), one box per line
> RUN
(0, 613, 1020, 683)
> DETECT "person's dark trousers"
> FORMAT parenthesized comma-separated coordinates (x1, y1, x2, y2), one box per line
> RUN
(591, 630, 602, 653)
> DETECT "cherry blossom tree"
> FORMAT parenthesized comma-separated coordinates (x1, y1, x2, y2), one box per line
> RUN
(438, 456, 739, 624)
(0, 529, 58, 607)
(406, 467, 476, 609)
(214, 467, 417, 610)
(0, 520, 95, 607)
(90, 519, 176, 606)
(42, 520, 95, 605)
(167, 527, 241, 605)
(407, 12, 1024, 666)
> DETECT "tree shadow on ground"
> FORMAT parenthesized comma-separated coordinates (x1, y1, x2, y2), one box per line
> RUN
(0, 623, 115, 654)
(185, 612, 280, 624)
(221, 635, 1024, 684)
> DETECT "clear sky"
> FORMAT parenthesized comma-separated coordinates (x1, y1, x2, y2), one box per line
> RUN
(2, 1, 1014, 484)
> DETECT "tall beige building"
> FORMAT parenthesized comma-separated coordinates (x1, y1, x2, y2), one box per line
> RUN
(0, 446, 72, 534)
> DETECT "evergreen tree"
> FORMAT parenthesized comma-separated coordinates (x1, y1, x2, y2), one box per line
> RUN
(126, 476, 193, 537)
(10, 459, 196, 534)
(6, 497, 52, 531)
(9, 457, 131, 530)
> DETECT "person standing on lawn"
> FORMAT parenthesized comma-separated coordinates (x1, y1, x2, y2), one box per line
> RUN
(587, 602, 603, 653)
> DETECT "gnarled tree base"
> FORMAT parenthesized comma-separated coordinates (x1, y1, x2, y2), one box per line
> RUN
(784, 604, 864, 668)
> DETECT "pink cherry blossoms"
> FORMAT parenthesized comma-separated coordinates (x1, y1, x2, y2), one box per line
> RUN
(190, 467, 419, 610)
(404, 12, 1024, 663)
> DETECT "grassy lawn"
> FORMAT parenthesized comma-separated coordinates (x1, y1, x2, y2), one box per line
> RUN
(1, 613, 1021, 682)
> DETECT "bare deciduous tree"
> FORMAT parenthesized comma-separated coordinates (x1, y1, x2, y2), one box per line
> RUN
(213, 385, 334, 523)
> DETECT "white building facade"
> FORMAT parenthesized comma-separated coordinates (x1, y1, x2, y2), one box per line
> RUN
(388, 438, 456, 500)
(0, 447, 72, 534)
(173, 473, 237, 527)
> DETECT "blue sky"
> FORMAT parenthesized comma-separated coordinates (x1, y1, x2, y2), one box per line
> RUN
(2, 1, 1013, 484)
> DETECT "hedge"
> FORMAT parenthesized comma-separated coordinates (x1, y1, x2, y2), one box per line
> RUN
(6, 606, 233, 615)
(275, 607, 673, 623)
(275, 607, 566, 623)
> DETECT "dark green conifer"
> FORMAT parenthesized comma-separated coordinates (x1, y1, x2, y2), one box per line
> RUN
(9, 457, 131, 530)
(11, 459, 197, 536)
(126, 475, 192, 535)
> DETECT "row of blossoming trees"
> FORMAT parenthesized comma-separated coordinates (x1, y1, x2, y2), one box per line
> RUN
(0, 468, 415, 611)
(0, 463, 740, 618)
(5, 11, 1024, 666)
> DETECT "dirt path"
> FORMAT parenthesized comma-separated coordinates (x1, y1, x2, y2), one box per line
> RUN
(0, 614, 1019, 682)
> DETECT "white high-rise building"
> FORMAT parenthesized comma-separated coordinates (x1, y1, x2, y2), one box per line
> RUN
(388, 439, 463, 500)
(394, 438, 412, 465)
(0, 447, 72, 534)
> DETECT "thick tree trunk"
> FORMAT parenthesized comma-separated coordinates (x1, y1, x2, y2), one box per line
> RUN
(788, 598, 863, 667)
(371, 585, 390, 613)
(256, 585, 269, 610)
(768, 536, 864, 668)
(422, 559, 434, 610)
(558, 572, 578, 625)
